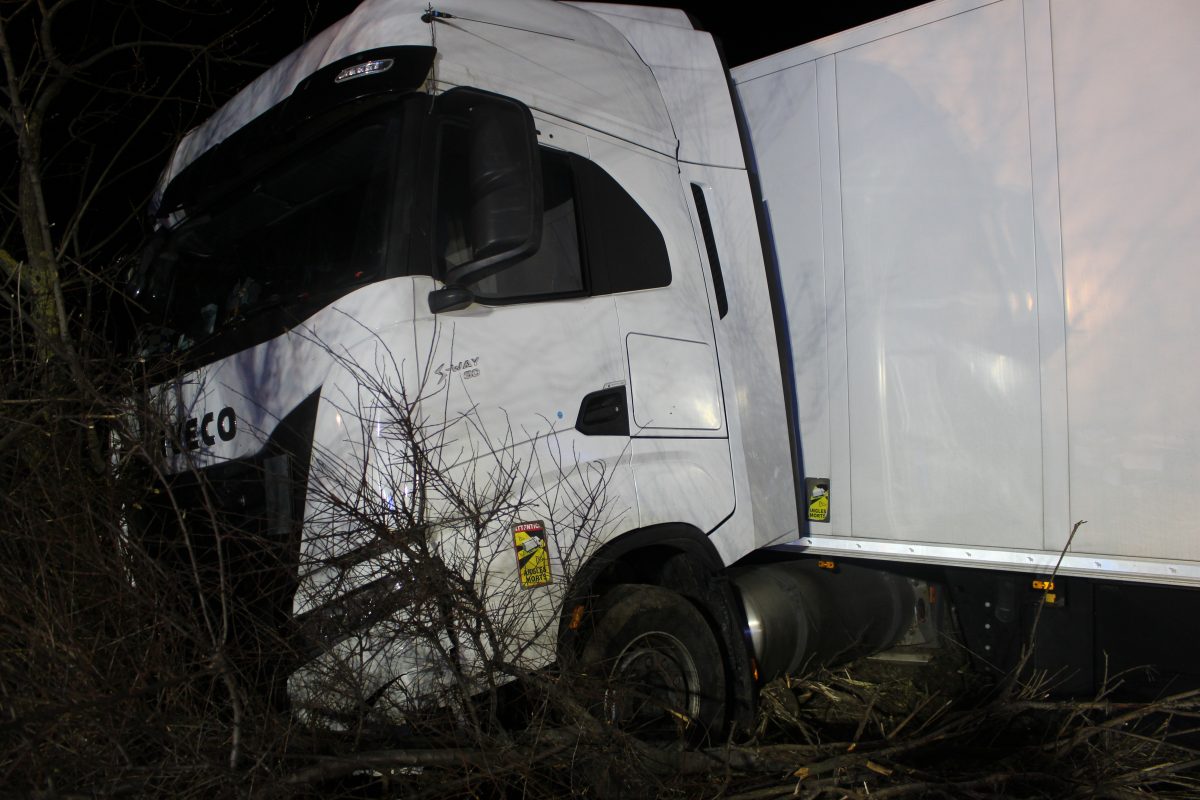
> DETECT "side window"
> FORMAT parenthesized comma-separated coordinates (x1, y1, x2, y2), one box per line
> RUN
(574, 156, 671, 295)
(437, 137, 671, 303)
(469, 149, 585, 300)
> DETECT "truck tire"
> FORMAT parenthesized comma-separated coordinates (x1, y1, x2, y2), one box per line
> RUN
(581, 584, 726, 743)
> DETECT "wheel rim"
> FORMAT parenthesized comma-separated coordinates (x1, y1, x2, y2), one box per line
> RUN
(606, 631, 702, 736)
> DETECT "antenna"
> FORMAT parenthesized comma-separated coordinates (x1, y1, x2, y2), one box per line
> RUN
(421, 7, 575, 41)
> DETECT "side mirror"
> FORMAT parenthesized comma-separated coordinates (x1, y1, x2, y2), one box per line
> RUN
(429, 88, 542, 312)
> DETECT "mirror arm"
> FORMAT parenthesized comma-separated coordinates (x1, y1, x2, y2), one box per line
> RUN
(428, 285, 475, 314)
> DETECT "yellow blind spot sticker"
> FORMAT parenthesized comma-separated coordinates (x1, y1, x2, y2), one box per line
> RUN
(513, 521, 552, 589)
(808, 484, 830, 522)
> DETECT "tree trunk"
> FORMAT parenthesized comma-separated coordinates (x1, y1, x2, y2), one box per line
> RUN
(16, 123, 68, 350)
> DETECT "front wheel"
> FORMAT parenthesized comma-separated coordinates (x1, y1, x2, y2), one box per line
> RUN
(581, 584, 726, 743)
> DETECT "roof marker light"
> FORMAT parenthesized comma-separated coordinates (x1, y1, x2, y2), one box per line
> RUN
(334, 58, 394, 83)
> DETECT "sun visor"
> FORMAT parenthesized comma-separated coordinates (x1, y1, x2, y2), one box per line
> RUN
(156, 46, 434, 219)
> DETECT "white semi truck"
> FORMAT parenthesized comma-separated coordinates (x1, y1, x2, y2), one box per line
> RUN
(130, 0, 1200, 733)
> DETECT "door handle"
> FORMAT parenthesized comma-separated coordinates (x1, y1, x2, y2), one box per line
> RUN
(575, 386, 629, 436)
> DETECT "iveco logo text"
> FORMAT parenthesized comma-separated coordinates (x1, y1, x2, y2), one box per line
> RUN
(163, 406, 237, 455)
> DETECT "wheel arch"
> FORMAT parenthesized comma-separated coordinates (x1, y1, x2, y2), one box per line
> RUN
(559, 522, 757, 728)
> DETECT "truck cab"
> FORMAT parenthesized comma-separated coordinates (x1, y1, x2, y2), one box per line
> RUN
(129, 0, 801, 733)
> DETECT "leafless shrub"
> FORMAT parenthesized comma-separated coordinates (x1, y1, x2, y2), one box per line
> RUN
(283, 330, 626, 737)
(678, 620, 1200, 799)
(0, 330, 628, 797)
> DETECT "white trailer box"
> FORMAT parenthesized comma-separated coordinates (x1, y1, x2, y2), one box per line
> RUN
(734, 0, 1200, 586)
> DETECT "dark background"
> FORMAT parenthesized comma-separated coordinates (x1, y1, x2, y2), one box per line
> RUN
(608, 0, 924, 64)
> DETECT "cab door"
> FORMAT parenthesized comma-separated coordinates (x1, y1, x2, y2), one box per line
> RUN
(585, 138, 736, 535)
(427, 117, 735, 551)
(423, 119, 636, 565)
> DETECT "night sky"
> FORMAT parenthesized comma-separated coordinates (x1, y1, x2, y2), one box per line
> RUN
(617, 1, 926, 65)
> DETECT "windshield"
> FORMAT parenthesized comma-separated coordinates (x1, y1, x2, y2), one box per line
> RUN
(134, 107, 407, 356)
